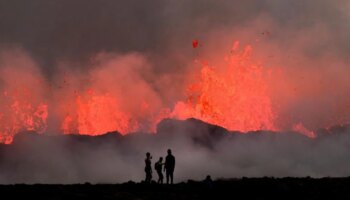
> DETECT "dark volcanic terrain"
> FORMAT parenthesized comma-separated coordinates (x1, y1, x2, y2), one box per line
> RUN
(2, 178, 350, 200)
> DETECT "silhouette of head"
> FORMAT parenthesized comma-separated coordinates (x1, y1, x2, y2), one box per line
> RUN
(159, 157, 163, 161)
(167, 149, 172, 155)
(146, 152, 151, 158)
(206, 175, 212, 181)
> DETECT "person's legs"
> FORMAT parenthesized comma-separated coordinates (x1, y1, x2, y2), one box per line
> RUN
(145, 170, 148, 182)
(160, 172, 163, 184)
(170, 171, 174, 184)
(166, 171, 170, 184)
(157, 171, 161, 183)
(146, 171, 152, 183)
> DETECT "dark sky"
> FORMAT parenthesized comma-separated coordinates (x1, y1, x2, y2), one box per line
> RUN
(0, 0, 348, 75)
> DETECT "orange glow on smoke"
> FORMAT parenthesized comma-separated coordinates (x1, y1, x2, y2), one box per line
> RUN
(0, 40, 332, 143)
(293, 122, 316, 138)
(170, 42, 276, 131)
(62, 90, 139, 135)
(0, 88, 48, 144)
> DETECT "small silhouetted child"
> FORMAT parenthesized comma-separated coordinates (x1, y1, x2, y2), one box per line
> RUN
(144, 152, 152, 183)
(155, 157, 164, 184)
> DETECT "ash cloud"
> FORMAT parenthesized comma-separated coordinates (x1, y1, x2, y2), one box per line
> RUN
(0, 0, 349, 72)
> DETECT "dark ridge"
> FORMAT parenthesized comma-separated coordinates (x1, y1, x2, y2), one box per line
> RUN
(157, 118, 229, 136)
(9, 119, 350, 148)
(316, 123, 350, 137)
(9, 118, 232, 149)
(12, 131, 123, 145)
(0, 177, 349, 199)
(156, 118, 230, 148)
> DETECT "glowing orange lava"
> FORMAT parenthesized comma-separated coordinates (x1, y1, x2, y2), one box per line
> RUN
(170, 42, 276, 132)
(0, 40, 328, 144)
(0, 89, 48, 144)
(62, 90, 139, 135)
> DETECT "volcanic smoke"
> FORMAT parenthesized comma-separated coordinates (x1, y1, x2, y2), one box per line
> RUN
(0, 36, 349, 143)
(0, 41, 300, 143)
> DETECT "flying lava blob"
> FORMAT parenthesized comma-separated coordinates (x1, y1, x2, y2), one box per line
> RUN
(192, 39, 199, 48)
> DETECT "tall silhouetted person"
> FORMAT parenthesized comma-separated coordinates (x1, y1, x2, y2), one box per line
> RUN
(155, 157, 164, 184)
(165, 149, 175, 184)
(144, 152, 152, 183)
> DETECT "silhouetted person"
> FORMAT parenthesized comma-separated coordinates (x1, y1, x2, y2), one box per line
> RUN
(164, 149, 175, 184)
(203, 175, 213, 189)
(155, 157, 164, 184)
(144, 152, 152, 183)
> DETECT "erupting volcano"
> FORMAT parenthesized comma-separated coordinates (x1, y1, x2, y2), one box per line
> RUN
(2, 0, 350, 191)
(61, 41, 277, 137)
(170, 42, 275, 131)
(0, 39, 336, 143)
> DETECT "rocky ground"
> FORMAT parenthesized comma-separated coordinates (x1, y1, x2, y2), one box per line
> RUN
(1, 177, 350, 200)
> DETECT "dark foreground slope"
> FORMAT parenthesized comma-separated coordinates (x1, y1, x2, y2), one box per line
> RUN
(2, 178, 350, 200)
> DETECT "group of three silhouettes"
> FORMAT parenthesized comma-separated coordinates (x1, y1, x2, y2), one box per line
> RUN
(145, 149, 175, 184)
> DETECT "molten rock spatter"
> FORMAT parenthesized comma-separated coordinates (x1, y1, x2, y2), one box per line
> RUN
(60, 42, 276, 137)
(2, 41, 330, 143)
(62, 90, 139, 136)
(170, 44, 276, 132)
(0, 90, 48, 144)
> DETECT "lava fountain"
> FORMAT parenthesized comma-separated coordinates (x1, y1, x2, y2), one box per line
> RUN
(0, 40, 318, 144)
(170, 41, 276, 131)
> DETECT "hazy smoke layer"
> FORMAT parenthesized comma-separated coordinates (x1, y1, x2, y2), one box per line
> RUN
(0, 119, 350, 184)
